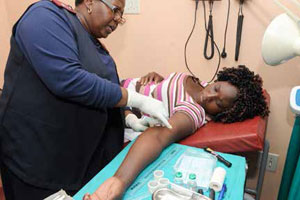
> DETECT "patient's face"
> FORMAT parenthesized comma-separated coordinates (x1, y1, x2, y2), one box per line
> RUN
(198, 81, 238, 116)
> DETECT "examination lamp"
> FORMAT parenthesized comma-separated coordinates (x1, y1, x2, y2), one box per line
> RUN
(262, 3, 300, 199)
(263, 2, 300, 200)
(262, 0, 300, 66)
(261, 0, 300, 112)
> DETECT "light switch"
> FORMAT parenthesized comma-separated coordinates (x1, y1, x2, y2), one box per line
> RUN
(124, 0, 140, 14)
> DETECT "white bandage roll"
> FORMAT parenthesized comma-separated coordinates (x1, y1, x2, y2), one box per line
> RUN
(209, 167, 226, 192)
(148, 180, 159, 194)
(153, 170, 164, 180)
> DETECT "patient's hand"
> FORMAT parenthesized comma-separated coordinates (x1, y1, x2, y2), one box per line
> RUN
(139, 72, 164, 85)
(83, 177, 125, 200)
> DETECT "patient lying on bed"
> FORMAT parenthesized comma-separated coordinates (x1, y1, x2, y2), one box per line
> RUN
(83, 65, 269, 200)
(123, 65, 269, 133)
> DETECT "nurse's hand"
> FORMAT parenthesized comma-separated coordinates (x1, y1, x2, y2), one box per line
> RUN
(126, 89, 172, 129)
(139, 116, 161, 127)
(125, 113, 148, 132)
(139, 72, 164, 85)
(83, 177, 125, 200)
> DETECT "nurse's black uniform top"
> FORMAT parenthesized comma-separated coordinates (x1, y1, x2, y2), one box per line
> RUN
(0, 0, 125, 190)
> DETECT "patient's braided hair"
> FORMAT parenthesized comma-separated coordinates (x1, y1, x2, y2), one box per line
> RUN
(212, 65, 269, 123)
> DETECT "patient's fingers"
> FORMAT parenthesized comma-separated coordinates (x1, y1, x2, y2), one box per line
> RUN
(139, 72, 164, 85)
(152, 74, 163, 84)
(83, 194, 91, 200)
(139, 76, 149, 85)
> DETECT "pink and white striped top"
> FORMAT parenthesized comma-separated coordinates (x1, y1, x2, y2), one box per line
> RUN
(122, 73, 207, 131)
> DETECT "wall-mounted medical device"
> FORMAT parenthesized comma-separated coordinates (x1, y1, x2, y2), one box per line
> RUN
(290, 86, 300, 115)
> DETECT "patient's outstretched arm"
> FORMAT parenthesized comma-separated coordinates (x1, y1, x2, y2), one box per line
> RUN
(84, 112, 194, 200)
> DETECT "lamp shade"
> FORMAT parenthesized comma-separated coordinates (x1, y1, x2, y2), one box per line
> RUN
(262, 13, 300, 66)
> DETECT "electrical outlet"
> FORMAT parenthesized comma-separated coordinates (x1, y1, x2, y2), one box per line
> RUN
(257, 152, 279, 172)
(124, 0, 140, 14)
(266, 153, 279, 172)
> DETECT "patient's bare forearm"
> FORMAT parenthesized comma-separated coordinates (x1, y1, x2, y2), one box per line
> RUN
(114, 127, 172, 189)
(113, 112, 193, 192)
(89, 113, 192, 200)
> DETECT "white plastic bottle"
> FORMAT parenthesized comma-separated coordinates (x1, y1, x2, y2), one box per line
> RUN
(187, 173, 197, 192)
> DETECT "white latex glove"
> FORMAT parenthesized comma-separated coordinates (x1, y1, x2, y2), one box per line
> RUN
(125, 114, 148, 132)
(126, 89, 172, 129)
(139, 116, 161, 127)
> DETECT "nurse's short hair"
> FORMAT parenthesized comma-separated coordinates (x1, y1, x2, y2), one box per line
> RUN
(75, 0, 84, 6)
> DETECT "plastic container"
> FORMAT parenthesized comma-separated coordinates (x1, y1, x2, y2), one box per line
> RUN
(174, 171, 184, 186)
(148, 180, 160, 194)
(187, 173, 198, 192)
(153, 170, 164, 180)
(158, 178, 170, 189)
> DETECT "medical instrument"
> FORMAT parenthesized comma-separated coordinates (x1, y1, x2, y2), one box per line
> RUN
(209, 189, 215, 200)
(184, 0, 200, 78)
(201, 0, 221, 83)
(235, 0, 244, 61)
(184, 0, 221, 84)
(204, 147, 232, 168)
(154, 170, 164, 180)
(203, 0, 215, 60)
(124, 145, 183, 198)
(209, 167, 226, 192)
(217, 184, 227, 200)
(221, 0, 230, 59)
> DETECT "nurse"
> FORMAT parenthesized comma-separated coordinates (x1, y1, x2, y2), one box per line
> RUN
(0, 0, 170, 199)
